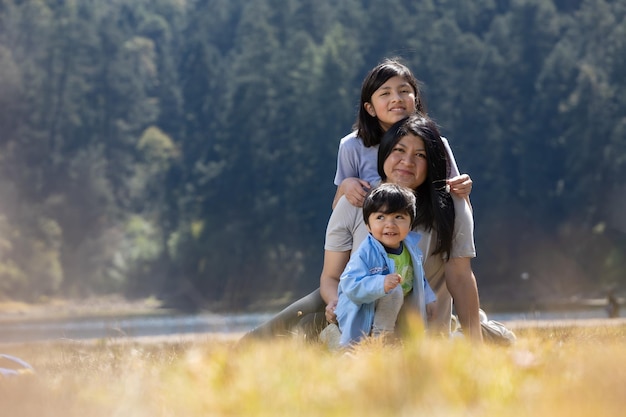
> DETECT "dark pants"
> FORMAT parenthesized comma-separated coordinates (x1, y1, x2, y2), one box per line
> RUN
(240, 288, 327, 342)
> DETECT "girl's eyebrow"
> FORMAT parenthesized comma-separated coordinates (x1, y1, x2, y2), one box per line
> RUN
(379, 82, 411, 90)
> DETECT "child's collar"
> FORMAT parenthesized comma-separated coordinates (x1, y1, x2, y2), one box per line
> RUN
(383, 241, 403, 256)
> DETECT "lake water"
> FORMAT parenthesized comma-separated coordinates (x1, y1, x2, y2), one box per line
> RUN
(1, 307, 623, 344)
(0, 312, 274, 344)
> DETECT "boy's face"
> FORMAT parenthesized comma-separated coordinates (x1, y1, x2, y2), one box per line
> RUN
(366, 210, 412, 249)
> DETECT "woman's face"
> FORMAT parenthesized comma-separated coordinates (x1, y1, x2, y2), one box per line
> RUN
(383, 134, 427, 190)
(364, 75, 416, 131)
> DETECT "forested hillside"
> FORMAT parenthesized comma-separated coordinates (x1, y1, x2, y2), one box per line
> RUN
(0, 0, 624, 310)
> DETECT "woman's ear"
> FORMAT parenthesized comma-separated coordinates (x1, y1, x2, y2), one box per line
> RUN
(364, 102, 376, 117)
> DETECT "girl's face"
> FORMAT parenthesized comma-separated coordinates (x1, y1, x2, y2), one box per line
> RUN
(383, 134, 427, 190)
(364, 76, 417, 131)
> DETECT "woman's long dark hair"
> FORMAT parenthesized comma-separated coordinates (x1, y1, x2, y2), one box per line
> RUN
(355, 58, 425, 147)
(377, 115, 455, 259)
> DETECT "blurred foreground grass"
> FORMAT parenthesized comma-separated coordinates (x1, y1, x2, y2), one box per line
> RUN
(1, 323, 625, 417)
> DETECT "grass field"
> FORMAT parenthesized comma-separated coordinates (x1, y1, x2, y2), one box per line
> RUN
(1, 321, 625, 417)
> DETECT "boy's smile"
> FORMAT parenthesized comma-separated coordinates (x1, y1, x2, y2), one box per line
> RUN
(366, 211, 412, 249)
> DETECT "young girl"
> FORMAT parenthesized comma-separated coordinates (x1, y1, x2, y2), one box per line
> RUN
(332, 58, 472, 209)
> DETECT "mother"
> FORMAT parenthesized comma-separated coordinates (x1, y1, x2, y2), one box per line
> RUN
(322, 114, 480, 340)
(243, 114, 481, 341)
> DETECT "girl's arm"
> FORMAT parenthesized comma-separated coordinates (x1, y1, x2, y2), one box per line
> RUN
(333, 133, 375, 208)
(332, 178, 371, 209)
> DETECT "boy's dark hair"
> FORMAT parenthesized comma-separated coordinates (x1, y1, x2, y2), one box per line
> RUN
(363, 183, 417, 226)
(355, 57, 426, 147)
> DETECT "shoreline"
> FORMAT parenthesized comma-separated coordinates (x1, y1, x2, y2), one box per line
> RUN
(2, 296, 625, 347)
(0, 295, 170, 324)
(0, 331, 247, 347)
(2, 295, 622, 321)
(503, 316, 626, 330)
(2, 317, 626, 348)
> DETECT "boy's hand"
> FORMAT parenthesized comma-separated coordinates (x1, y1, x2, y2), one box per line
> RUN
(384, 273, 402, 293)
(447, 174, 472, 199)
(341, 178, 371, 207)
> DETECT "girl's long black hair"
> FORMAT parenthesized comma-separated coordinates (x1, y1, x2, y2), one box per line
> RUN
(355, 57, 425, 147)
(377, 115, 455, 259)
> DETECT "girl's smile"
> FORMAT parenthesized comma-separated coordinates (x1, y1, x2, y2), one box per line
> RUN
(364, 75, 417, 131)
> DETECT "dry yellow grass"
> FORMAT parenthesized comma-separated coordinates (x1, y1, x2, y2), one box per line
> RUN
(1, 322, 625, 417)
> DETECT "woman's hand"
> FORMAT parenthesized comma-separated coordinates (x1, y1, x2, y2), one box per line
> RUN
(447, 174, 472, 199)
(325, 299, 338, 324)
(426, 302, 435, 321)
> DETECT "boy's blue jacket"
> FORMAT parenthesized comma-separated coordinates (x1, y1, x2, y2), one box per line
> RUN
(336, 232, 436, 346)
